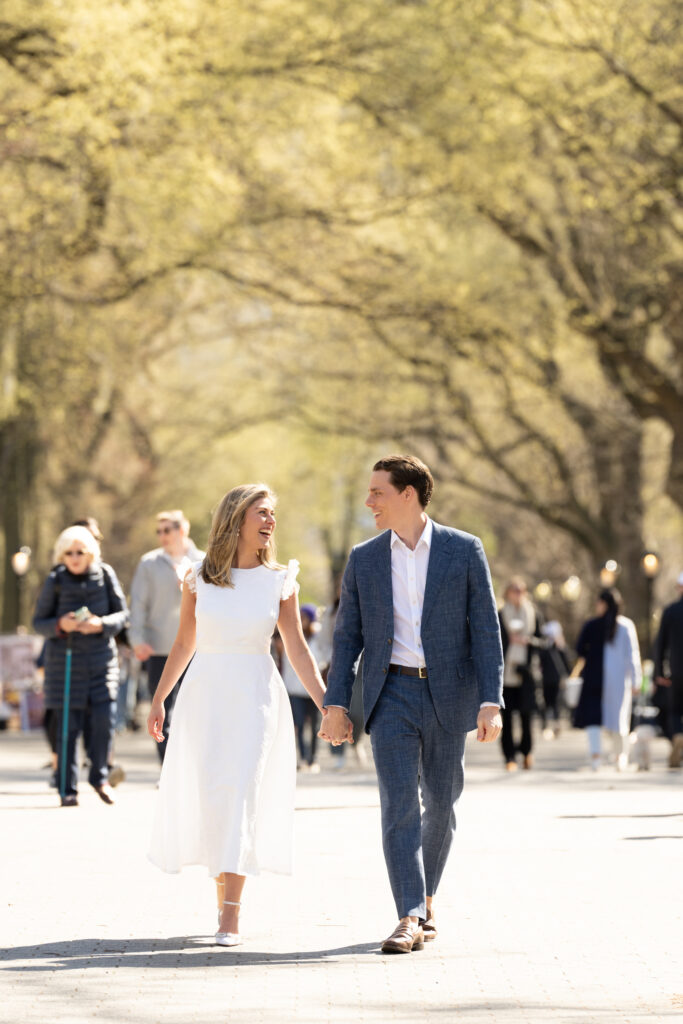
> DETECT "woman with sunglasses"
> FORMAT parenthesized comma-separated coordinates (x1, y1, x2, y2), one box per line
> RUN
(33, 526, 129, 806)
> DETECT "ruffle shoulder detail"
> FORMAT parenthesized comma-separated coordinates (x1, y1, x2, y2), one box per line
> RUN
(183, 560, 203, 594)
(280, 559, 300, 601)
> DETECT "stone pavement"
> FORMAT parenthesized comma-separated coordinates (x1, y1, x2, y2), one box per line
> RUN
(1, 721, 682, 1024)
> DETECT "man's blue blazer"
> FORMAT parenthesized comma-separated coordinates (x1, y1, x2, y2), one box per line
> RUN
(324, 522, 505, 734)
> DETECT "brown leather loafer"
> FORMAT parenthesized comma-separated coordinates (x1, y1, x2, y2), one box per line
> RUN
(95, 784, 115, 805)
(381, 919, 425, 954)
(422, 909, 437, 941)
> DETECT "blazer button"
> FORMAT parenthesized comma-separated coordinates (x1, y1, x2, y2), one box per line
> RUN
(382, 667, 387, 674)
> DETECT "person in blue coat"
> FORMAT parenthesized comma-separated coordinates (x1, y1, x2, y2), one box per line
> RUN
(321, 455, 504, 954)
(33, 526, 129, 806)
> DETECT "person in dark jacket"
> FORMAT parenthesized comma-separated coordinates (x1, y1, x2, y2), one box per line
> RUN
(539, 620, 572, 737)
(33, 526, 129, 806)
(498, 578, 543, 770)
(653, 572, 683, 768)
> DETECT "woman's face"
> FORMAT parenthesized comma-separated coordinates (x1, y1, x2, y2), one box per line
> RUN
(506, 585, 524, 608)
(596, 598, 608, 616)
(62, 546, 93, 575)
(239, 496, 276, 551)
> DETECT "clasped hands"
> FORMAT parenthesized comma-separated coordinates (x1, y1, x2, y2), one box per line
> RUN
(58, 612, 103, 635)
(318, 707, 354, 746)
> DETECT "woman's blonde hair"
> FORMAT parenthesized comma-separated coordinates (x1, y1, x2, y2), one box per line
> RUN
(53, 526, 101, 566)
(200, 484, 280, 588)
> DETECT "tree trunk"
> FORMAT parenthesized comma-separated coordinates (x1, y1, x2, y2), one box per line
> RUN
(0, 418, 39, 631)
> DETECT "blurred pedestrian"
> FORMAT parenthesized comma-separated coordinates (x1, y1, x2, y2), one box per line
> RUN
(573, 588, 641, 771)
(282, 603, 323, 772)
(32, 526, 129, 806)
(653, 572, 683, 768)
(539, 620, 571, 738)
(41, 516, 108, 786)
(71, 517, 128, 785)
(499, 578, 542, 770)
(129, 510, 203, 762)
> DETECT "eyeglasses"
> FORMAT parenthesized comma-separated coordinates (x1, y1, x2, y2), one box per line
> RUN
(156, 525, 180, 535)
(64, 550, 88, 557)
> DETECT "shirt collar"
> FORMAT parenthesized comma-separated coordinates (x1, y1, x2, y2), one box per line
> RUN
(390, 516, 433, 552)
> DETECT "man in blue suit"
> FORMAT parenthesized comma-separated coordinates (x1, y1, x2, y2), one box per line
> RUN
(322, 455, 504, 953)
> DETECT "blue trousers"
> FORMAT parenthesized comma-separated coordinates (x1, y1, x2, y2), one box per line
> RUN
(369, 670, 467, 920)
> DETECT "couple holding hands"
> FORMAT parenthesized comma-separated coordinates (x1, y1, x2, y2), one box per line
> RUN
(147, 454, 504, 952)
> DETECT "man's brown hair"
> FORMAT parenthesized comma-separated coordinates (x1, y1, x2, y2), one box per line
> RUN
(373, 454, 434, 509)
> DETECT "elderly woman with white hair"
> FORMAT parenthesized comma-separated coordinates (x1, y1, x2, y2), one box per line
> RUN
(33, 526, 129, 807)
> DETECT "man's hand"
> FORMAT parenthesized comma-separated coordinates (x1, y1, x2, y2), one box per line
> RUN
(476, 706, 502, 743)
(319, 707, 354, 745)
(134, 643, 155, 661)
(656, 676, 672, 687)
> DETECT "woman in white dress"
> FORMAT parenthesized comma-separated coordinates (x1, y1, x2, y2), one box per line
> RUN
(147, 484, 343, 945)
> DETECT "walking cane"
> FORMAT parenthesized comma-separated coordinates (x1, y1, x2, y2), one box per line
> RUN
(59, 637, 73, 801)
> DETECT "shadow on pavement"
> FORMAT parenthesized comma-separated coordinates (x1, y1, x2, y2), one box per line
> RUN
(560, 812, 683, 819)
(0, 937, 382, 970)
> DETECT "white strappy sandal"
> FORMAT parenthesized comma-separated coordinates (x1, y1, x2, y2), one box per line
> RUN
(215, 900, 242, 946)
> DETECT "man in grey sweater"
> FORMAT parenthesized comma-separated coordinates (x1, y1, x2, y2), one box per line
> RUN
(129, 510, 203, 762)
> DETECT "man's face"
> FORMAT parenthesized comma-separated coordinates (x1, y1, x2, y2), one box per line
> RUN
(365, 470, 406, 532)
(156, 519, 181, 552)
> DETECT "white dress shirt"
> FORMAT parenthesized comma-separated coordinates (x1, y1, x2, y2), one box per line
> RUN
(390, 517, 432, 668)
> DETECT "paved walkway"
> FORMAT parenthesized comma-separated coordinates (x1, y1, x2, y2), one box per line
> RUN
(1, 721, 682, 1024)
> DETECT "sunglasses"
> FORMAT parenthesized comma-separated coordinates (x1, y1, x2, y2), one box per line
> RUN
(64, 550, 88, 557)
(156, 525, 180, 535)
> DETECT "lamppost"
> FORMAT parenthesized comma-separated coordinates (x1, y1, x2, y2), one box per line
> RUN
(10, 547, 32, 632)
(640, 551, 660, 656)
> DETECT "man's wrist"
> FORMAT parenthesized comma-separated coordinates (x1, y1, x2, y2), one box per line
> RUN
(324, 705, 348, 713)
(480, 702, 500, 709)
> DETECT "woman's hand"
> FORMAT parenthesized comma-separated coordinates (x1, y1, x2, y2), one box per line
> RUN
(58, 613, 79, 633)
(147, 702, 165, 743)
(78, 616, 103, 634)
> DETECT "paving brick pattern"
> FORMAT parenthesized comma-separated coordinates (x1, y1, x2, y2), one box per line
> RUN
(1, 723, 682, 1023)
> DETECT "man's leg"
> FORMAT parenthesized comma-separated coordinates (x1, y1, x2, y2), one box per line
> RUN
(519, 711, 533, 757)
(420, 685, 467, 908)
(369, 673, 426, 920)
(289, 695, 307, 764)
(500, 687, 518, 763)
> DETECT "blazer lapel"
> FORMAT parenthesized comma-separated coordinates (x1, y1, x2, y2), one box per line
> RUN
(421, 524, 454, 630)
(374, 530, 394, 623)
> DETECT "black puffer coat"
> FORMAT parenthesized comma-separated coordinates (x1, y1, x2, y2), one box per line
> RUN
(33, 562, 129, 710)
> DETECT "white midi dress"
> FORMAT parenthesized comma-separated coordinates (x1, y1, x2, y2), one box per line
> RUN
(148, 560, 299, 878)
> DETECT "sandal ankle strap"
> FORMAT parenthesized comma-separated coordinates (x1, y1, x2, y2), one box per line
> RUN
(223, 900, 241, 906)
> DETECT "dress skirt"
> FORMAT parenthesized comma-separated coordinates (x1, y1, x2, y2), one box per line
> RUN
(148, 651, 296, 878)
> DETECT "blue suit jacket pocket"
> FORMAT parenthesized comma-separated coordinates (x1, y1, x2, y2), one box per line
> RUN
(456, 657, 475, 680)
